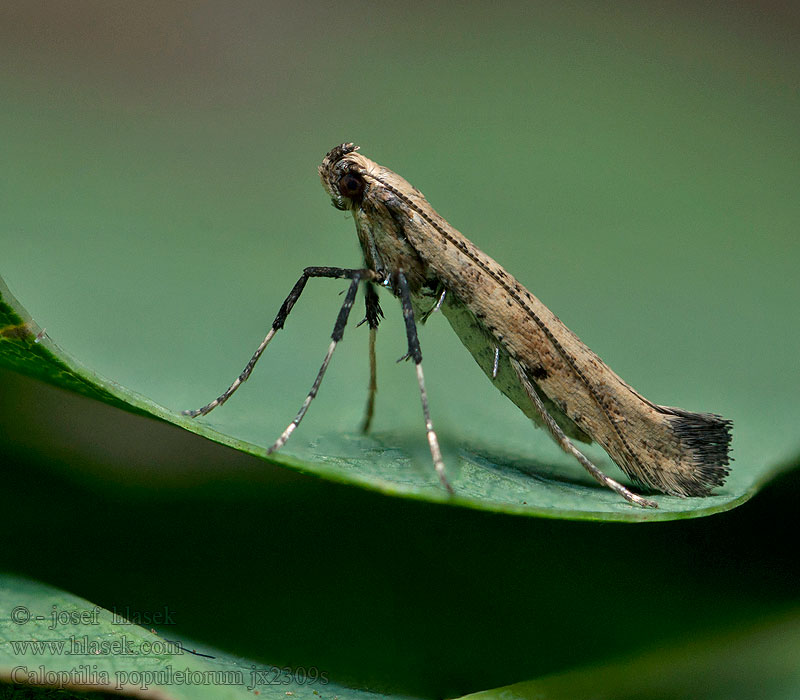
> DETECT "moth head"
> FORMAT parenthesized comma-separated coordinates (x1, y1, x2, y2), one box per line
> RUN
(319, 143, 369, 211)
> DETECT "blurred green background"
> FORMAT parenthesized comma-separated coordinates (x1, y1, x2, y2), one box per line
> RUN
(1, 1, 799, 697)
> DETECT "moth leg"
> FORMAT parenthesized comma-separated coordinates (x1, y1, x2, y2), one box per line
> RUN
(184, 266, 374, 418)
(396, 271, 454, 495)
(359, 282, 383, 433)
(419, 285, 446, 324)
(432, 287, 447, 313)
(510, 358, 658, 508)
(268, 274, 363, 453)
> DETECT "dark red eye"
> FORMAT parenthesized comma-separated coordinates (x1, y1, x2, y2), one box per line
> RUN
(338, 173, 365, 199)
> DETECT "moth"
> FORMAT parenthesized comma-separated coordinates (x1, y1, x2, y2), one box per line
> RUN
(186, 143, 732, 508)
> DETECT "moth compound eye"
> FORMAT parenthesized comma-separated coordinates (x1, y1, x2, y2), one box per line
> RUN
(338, 172, 365, 200)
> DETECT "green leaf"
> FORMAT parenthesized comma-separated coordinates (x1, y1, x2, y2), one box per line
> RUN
(457, 608, 800, 700)
(2, 13, 798, 521)
(0, 575, 410, 700)
(1, 272, 796, 522)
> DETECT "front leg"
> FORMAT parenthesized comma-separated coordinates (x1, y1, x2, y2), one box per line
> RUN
(184, 266, 376, 418)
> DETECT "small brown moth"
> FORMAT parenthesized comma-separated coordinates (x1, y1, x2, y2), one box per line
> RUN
(186, 143, 732, 508)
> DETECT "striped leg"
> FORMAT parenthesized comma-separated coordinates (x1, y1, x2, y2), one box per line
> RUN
(396, 271, 454, 495)
(361, 327, 378, 433)
(359, 282, 383, 433)
(510, 357, 657, 508)
(267, 274, 363, 454)
(184, 266, 373, 418)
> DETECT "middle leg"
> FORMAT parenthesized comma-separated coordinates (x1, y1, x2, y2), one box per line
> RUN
(396, 271, 454, 495)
